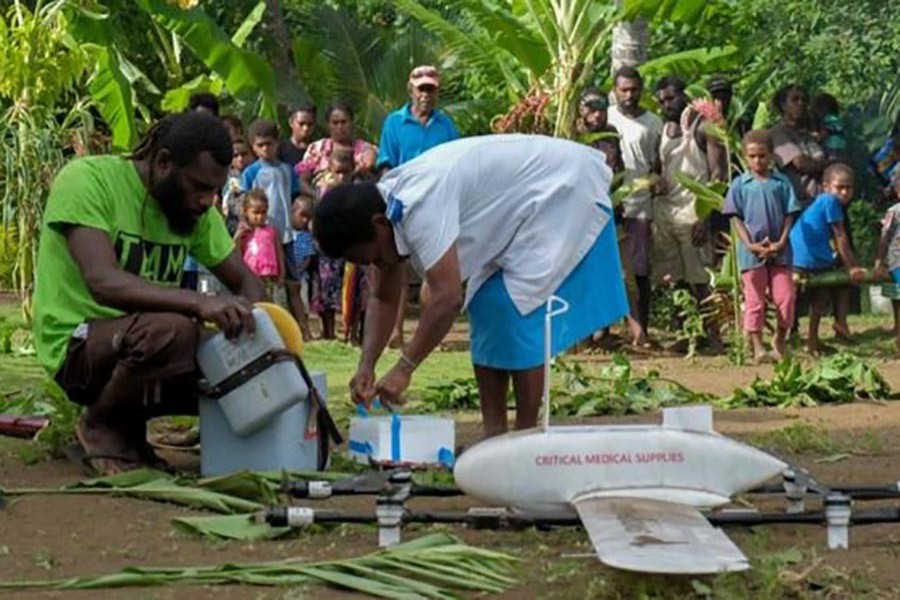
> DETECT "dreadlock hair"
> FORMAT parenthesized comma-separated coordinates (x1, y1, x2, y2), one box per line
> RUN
(129, 111, 232, 168)
(248, 119, 279, 142)
(772, 84, 809, 115)
(655, 75, 686, 94)
(188, 92, 220, 116)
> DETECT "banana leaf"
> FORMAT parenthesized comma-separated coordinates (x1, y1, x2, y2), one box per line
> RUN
(0, 533, 517, 598)
(673, 173, 727, 219)
(6, 469, 262, 514)
(171, 513, 290, 541)
(196, 470, 280, 504)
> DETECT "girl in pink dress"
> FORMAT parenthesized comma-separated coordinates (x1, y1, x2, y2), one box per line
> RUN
(235, 189, 285, 294)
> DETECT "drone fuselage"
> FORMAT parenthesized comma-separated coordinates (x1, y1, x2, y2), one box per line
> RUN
(454, 419, 787, 518)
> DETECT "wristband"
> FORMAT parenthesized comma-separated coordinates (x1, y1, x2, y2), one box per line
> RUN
(398, 352, 418, 372)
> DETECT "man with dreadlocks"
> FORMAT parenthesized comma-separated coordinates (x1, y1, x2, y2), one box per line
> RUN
(33, 111, 266, 476)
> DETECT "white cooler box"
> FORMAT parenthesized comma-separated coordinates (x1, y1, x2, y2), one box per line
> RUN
(348, 414, 455, 467)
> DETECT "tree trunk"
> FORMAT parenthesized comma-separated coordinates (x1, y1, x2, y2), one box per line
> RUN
(610, 19, 649, 75)
(610, 0, 649, 75)
(263, 0, 297, 88)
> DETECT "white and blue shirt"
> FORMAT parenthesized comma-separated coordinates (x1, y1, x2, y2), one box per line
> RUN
(377, 134, 614, 315)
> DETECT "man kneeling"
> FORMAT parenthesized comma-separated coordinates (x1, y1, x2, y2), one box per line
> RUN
(33, 111, 266, 475)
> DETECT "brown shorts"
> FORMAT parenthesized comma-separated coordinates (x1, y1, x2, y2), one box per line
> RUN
(55, 312, 201, 416)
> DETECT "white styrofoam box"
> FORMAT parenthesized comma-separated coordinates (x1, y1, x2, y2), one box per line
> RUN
(349, 415, 455, 467)
(197, 308, 307, 436)
(200, 372, 326, 476)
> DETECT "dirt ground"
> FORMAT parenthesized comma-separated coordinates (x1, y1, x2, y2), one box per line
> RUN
(5, 338, 900, 598)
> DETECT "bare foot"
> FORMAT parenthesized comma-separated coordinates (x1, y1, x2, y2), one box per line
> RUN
(806, 341, 822, 356)
(833, 324, 852, 343)
(772, 338, 788, 361)
(75, 413, 142, 476)
(754, 351, 772, 365)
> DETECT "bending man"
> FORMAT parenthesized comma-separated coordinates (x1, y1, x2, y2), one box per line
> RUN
(313, 135, 628, 437)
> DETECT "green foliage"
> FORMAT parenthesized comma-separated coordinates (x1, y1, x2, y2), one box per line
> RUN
(673, 288, 705, 359)
(418, 377, 481, 412)
(0, 381, 79, 460)
(749, 421, 839, 455)
(172, 513, 290, 541)
(0, 533, 517, 596)
(0, 1, 88, 107)
(551, 355, 713, 417)
(848, 200, 882, 267)
(721, 353, 893, 409)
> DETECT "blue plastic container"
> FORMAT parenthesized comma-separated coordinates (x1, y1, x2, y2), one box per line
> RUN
(199, 371, 327, 476)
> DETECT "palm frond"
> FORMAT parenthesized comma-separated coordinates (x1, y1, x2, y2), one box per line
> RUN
(0, 534, 519, 598)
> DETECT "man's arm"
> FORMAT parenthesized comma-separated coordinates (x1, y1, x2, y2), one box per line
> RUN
(400, 245, 463, 367)
(359, 260, 405, 372)
(67, 226, 257, 336)
(349, 259, 405, 405)
(701, 128, 728, 182)
(372, 245, 463, 406)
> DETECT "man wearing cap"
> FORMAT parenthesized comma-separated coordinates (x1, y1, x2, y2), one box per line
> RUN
(377, 65, 460, 346)
(377, 66, 460, 172)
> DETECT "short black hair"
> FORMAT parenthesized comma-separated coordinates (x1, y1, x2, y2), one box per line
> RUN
(188, 92, 220, 116)
(290, 104, 317, 119)
(823, 162, 854, 183)
(655, 75, 686, 94)
(772, 84, 809, 114)
(613, 65, 643, 87)
(811, 93, 840, 119)
(248, 119, 279, 141)
(221, 114, 244, 134)
(706, 75, 732, 96)
(129, 111, 232, 168)
(326, 102, 355, 121)
(313, 182, 386, 258)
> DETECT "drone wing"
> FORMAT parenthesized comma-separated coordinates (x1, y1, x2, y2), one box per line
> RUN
(572, 494, 749, 574)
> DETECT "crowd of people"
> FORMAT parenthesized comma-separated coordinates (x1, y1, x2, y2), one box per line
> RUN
(187, 64, 900, 363)
(579, 68, 900, 362)
(189, 65, 458, 347)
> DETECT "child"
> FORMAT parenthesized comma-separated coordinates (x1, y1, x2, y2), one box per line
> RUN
(313, 146, 355, 196)
(723, 130, 801, 362)
(790, 163, 867, 354)
(235, 189, 285, 295)
(810, 93, 847, 161)
(873, 171, 900, 350)
(311, 147, 355, 340)
(287, 195, 316, 340)
(223, 137, 253, 236)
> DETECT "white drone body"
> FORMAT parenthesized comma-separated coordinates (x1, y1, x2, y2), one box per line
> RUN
(453, 298, 787, 575)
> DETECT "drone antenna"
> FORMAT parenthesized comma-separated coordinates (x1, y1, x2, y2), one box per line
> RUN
(542, 296, 569, 430)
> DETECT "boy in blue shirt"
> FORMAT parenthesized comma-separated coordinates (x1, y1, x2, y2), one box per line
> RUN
(241, 120, 314, 305)
(790, 163, 866, 353)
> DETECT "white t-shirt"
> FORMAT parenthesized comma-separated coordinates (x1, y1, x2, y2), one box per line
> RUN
(607, 105, 663, 220)
(376, 134, 614, 315)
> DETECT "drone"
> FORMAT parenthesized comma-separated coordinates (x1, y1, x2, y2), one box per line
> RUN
(260, 298, 900, 575)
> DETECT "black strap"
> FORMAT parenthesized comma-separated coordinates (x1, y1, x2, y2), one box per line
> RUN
(203, 349, 296, 399)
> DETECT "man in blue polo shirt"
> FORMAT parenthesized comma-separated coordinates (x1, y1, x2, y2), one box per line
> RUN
(377, 65, 460, 346)
(377, 65, 459, 172)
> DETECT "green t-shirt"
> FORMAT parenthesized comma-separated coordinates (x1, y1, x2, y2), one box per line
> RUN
(33, 155, 234, 375)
